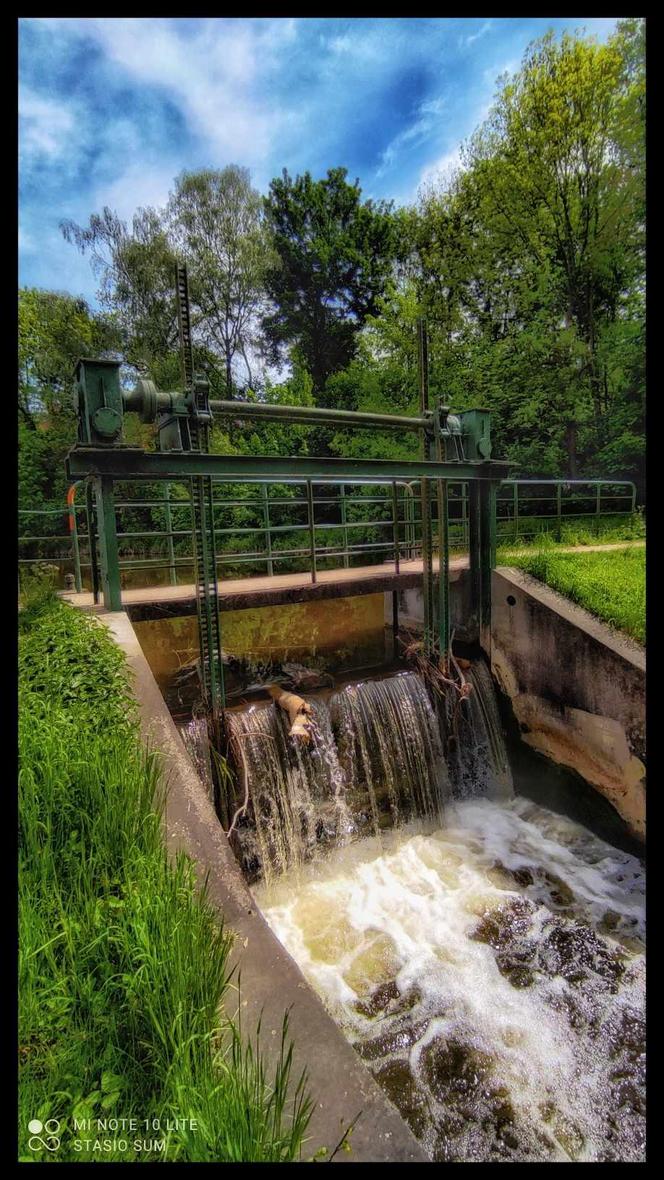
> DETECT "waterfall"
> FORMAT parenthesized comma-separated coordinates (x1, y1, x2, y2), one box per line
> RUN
(222, 664, 512, 881)
(225, 698, 352, 881)
(444, 661, 513, 801)
(330, 672, 448, 836)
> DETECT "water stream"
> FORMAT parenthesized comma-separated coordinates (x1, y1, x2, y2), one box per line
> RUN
(256, 799, 645, 1162)
(218, 663, 644, 1161)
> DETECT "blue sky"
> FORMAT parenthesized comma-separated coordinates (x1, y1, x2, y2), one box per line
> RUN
(19, 16, 620, 306)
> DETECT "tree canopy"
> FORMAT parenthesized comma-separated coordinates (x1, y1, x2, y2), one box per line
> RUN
(19, 19, 644, 512)
(261, 167, 399, 394)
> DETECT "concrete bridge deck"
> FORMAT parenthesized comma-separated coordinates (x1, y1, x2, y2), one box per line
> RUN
(59, 541, 643, 621)
(61, 557, 461, 620)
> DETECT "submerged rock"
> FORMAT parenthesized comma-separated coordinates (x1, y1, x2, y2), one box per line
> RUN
(374, 1058, 430, 1138)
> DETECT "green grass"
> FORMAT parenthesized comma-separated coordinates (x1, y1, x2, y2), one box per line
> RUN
(495, 508, 645, 551)
(19, 584, 312, 1163)
(505, 545, 645, 644)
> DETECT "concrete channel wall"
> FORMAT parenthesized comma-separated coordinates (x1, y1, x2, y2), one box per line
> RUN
(386, 565, 646, 841)
(102, 611, 427, 1164)
(490, 568, 645, 841)
(386, 565, 474, 645)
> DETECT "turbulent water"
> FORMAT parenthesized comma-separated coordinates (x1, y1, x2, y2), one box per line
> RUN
(219, 664, 644, 1161)
(256, 797, 645, 1163)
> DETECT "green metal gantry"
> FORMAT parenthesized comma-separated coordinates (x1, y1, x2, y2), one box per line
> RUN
(67, 271, 508, 710)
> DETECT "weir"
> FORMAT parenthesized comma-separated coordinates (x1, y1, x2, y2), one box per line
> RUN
(63, 265, 645, 1163)
(221, 666, 513, 883)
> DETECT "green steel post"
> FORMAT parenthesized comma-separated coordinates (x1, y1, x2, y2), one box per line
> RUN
(85, 481, 100, 603)
(556, 482, 562, 541)
(468, 481, 482, 641)
(261, 484, 274, 576)
(513, 481, 519, 544)
(95, 476, 122, 610)
(306, 480, 317, 584)
(391, 481, 400, 573)
(420, 480, 434, 654)
(68, 485, 83, 593)
(191, 475, 225, 709)
(71, 510, 82, 593)
(340, 484, 350, 568)
(404, 485, 415, 559)
(432, 406, 450, 659)
(418, 317, 435, 655)
(596, 482, 602, 536)
(163, 483, 177, 585)
(479, 480, 497, 648)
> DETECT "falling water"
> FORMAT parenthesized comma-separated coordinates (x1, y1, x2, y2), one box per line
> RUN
(223, 666, 513, 881)
(225, 698, 352, 881)
(444, 661, 514, 801)
(330, 672, 448, 835)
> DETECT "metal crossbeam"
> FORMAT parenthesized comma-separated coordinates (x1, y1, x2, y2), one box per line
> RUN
(66, 448, 510, 485)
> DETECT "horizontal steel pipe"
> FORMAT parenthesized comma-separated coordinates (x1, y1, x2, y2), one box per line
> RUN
(208, 399, 430, 433)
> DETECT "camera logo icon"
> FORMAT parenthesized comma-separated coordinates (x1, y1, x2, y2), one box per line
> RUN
(28, 1118, 61, 1152)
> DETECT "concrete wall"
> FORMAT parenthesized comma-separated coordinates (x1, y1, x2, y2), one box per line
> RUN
(385, 566, 474, 644)
(103, 611, 427, 1164)
(490, 568, 645, 841)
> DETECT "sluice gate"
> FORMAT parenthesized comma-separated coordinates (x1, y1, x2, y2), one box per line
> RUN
(66, 265, 508, 713)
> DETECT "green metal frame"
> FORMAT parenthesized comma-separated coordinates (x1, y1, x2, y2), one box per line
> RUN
(63, 297, 548, 709)
(66, 448, 507, 484)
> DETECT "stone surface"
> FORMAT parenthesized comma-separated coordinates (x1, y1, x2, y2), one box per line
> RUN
(490, 568, 645, 840)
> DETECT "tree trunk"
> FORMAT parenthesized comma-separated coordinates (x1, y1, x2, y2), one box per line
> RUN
(565, 422, 579, 478)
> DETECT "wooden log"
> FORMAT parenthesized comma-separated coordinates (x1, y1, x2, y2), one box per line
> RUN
(266, 684, 314, 743)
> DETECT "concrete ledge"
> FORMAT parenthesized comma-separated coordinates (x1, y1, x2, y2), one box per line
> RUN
(101, 610, 427, 1163)
(491, 568, 645, 840)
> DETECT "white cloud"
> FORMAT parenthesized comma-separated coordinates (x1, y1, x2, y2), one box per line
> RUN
(418, 146, 463, 191)
(375, 93, 447, 179)
(93, 159, 178, 222)
(59, 18, 298, 168)
(19, 86, 78, 162)
(460, 21, 492, 48)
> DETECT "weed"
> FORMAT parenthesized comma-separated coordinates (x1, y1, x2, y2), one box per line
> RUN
(19, 598, 312, 1161)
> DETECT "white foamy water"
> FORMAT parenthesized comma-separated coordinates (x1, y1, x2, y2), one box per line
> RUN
(255, 797, 645, 1162)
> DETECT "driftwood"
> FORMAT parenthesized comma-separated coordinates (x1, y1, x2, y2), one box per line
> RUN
(266, 684, 314, 743)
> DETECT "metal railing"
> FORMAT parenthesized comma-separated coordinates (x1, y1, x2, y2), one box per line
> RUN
(18, 478, 639, 593)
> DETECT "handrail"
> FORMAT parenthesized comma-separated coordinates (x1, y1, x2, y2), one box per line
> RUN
(18, 478, 640, 590)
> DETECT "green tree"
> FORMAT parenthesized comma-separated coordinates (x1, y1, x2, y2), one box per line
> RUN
(407, 20, 644, 481)
(464, 26, 644, 454)
(61, 207, 180, 378)
(18, 288, 120, 529)
(262, 167, 399, 394)
(167, 167, 276, 393)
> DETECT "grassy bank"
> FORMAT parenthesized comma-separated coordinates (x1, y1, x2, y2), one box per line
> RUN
(505, 545, 645, 644)
(19, 587, 311, 1163)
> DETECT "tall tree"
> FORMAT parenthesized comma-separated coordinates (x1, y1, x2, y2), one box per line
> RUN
(61, 207, 180, 380)
(407, 20, 645, 479)
(18, 288, 120, 517)
(262, 167, 398, 394)
(464, 27, 644, 451)
(167, 167, 275, 393)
